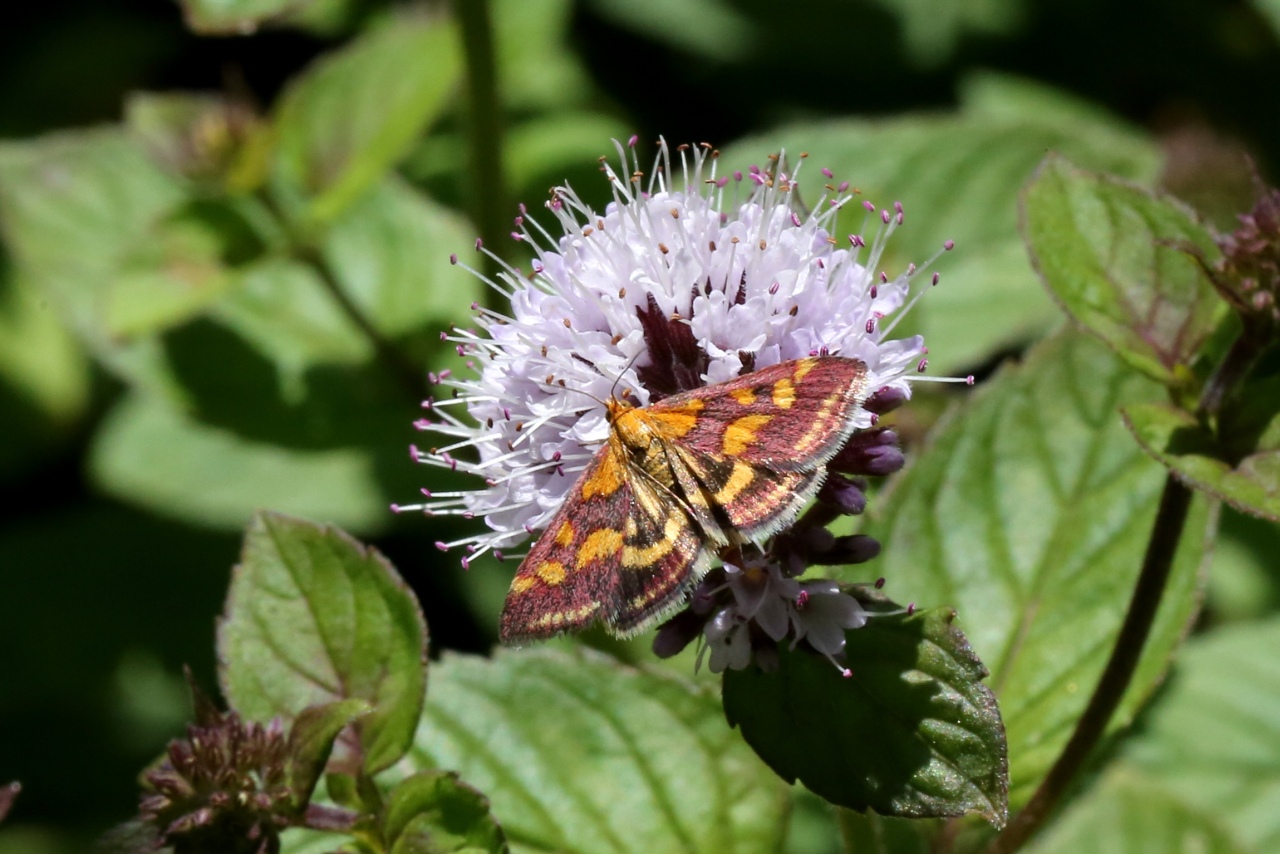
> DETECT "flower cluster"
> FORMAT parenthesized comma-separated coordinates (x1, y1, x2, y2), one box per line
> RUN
(139, 682, 292, 853)
(398, 138, 962, 672)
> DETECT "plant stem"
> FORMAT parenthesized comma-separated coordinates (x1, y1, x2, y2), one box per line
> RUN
(456, 0, 510, 310)
(981, 473, 1192, 854)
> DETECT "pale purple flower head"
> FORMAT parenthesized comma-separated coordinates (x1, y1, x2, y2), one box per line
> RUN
(396, 138, 962, 669)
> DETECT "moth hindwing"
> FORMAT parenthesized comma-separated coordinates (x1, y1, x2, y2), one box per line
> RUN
(499, 355, 870, 643)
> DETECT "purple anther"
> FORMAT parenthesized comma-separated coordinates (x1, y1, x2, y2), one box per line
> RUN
(869, 285, 877, 299)
(449, 253, 458, 265)
(894, 201, 903, 213)
(932, 272, 940, 285)
(896, 212, 904, 225)
(791, 212, 802, 227)
(420, 488, 432, 497)
(875, 577, 886, 589)
(838, 180, 850, 192)
(821, 167, 834, 178)
(880, 271, 888, 283)
(475, 238, 483, 250)
(494, 550, 505, 561)
(628, 134, 638, 147)
(510, 232, 523, 241)
(734, 170, 743, 181)
(944, 239, 955, 250)
(865, 318, 876, 334)
(917, 358, 928, 372)
(863, 200, 875, 212)
(769, 281, 780, 294)
(460, 556, 471, 570)
(413, 419, 429, 430)
(519, 203, 528, 215)
(881, 210, 890, 224)
(796, 589, 810, 609)
(434, 541, 450, 552)
(967, 375, 976, 386)
(514, 216, 523, 227)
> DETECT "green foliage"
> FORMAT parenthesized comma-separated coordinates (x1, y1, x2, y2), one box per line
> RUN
(220, 512, 427, 775)
(725, 74, 1161, 372)
(858, 331, 1212, 806)
(723, 605, 1007, 826)
(410, 649, 790, 854)
(1022, 154, 1224, 388)
(4, 1, 1280, 853)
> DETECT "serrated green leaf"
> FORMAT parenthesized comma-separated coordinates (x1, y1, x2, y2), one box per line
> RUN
(409, 648, 788, 854)
(219, 512, 428, 774)
(287, 698, 372, 811)
(857, 331, 1211, 807)
(723, 74, 1160, 372)
(1124, 401, 1280, 522)
(273, 14, 461, 225)
(1121, 617, 1280, 852)
(724, 607, 1007, 826)
(384, 771, 507, 854)
(1022, 153, 1224, 386)
(1026, 769, 1246, 854)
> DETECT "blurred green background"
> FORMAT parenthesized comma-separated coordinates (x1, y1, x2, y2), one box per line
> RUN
(3, 0, 1280, 851)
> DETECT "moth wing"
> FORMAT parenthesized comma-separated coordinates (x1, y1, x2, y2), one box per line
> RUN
(668, 443, 824, 543)
(607, 468, 713, 637)
(499, 447, 629, 644)
(653, 356, 869, 472)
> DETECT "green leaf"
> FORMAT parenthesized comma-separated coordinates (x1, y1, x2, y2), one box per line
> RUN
(723, 74, 1161, 372)
(869, 0, 1024, 66)
(723, 606, 1007, 827)
(273, 14, 462, 225)
(1124, 400, 1280, 521)
(287, 698, 372, 812)
(89, 391, 398, 533)
(176, 0, 340, 35)
(322, 177, 481, 341)
(582, 0, 756, 63)
(410, 648, 789, 854)
(1022, 153, 1224, 387)
(857, 330, 1212, 807)
(1026, 769, 1246, 854)
(0, 129, 188, 395)
(0, 268, 91, 480)
(1121, 616, 1280, 853)
(219, 512, 428, 774)
(492, 0, 592, 110)
(104, 199, 261, 338)
(384, 771, 507, 854)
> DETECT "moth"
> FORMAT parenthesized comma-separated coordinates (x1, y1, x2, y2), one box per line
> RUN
(500, 356, 870, 643)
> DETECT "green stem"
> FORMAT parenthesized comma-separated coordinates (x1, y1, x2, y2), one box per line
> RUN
(983, 326, 1249, 853)
(980, 474, 1192, 854)
(456, 0, 510, 310)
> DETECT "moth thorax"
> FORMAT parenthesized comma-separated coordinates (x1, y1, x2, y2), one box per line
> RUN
(608, 400, 655, 449)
